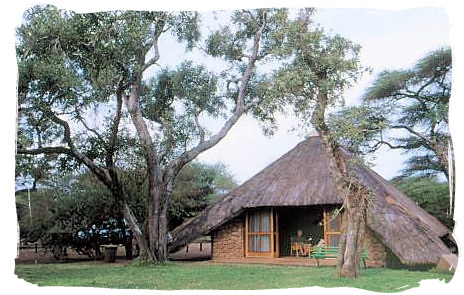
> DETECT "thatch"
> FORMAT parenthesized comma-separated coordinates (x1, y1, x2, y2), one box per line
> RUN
(169, 136, 452, 265)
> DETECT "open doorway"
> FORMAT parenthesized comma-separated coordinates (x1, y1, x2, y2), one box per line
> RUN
(277, 205, 342, 257)
(278, 206, 324, 257)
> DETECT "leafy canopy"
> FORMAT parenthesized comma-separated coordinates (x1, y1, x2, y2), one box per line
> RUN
(327, 47, 452, 178)
(391, 176, 453, 229)
(251, 11, 367, 135)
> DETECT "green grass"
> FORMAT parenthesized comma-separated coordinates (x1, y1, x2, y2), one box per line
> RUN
(15, 261, 453, 292)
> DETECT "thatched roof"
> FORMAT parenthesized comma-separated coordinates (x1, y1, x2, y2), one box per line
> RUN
(169, 136, 452, 265)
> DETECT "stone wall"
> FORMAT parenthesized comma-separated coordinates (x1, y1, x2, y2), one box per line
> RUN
(364, 227, 387, 268)
(211, 212, 388, 268)
(211, 216, 245, 259)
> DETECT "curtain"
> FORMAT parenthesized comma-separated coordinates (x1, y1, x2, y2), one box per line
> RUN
(248, 209, 271, 252)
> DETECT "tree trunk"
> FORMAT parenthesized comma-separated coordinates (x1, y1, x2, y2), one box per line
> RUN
(433, 139, 455, 198)
(124, 78, 162, 261)
(311, 81, 368, 278)
(146, 177, 161, 260)
(113, 187, 155, 261)
(335, 190, 366, 278)
(156, 175, 175, 262)
(157, 212, 169, 262)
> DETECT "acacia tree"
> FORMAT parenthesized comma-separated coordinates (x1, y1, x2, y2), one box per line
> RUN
(365, 48, 452, 179)
(259, 12, 369, 277)
(16, 6, 296, 261)
(328, 48, 453, 194)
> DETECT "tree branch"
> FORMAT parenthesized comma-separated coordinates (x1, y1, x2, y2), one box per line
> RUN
(105, 85, 124, 170)
(37, 108, 112, 186)
(390, 124, 431, 147)
(166, 14, 266, 177)
(17, 146, 72, 156)
(158, 117, 175, 163)
(141, 13, 167, 73)
(194, 114, 205, 143)
(74, 108, 105, 143)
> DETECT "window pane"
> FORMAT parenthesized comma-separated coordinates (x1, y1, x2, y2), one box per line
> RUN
(260, 211, 270, 232)
(328, 234, 340, 247)
(260, 235, 270, 251)
(249, 210, 270, 233)
(329, 214, 341, 231)
(249, 236, 257, 252)
(249, 213, 260, 232)
(247, 209, 272, 253)
(248, 235, 271, 252)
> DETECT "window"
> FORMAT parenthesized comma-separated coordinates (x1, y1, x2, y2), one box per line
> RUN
(245, 208, 278, 257)
(247, 210, 271, 252)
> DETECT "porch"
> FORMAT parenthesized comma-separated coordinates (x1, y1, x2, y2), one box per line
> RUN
(212, 256, 338, 267)
(245, 205, 342, 258)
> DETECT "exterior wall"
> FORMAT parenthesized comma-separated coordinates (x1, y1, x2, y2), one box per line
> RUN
(211, 210, 388, 268)
(212, 215, 245, 259)
(363, 227, 387, 268)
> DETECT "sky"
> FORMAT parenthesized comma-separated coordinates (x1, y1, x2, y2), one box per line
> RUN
(192, 7, 451, 184)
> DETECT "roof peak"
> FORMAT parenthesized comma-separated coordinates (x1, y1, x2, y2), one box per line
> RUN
(306, 130, 319, 138)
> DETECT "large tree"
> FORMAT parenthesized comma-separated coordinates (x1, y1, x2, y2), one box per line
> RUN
(16, 6, 297, 261)
(260, 11, 369, 277)
(365, 48, 452, 179)
(328, 48, 453, 180)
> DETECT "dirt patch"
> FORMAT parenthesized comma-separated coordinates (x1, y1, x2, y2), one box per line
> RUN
(16, 242, 212, 264)
(15, 246, 130, 264)
(169, 242, 212, 261)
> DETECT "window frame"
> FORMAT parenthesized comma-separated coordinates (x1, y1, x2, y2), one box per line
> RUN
(245, 208, 278, 257)
(323, 208, 343, 247)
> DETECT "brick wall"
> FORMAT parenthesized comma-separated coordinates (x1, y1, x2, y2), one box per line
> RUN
(364, 227, 387, 268)
(212, 216, 245, 259)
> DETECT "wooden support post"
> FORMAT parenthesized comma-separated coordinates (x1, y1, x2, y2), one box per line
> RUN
(275, 210, 279, 258)
(245, 211, 249, 257)
(323, 209, 328, 245)
(270, 207, 274, 258)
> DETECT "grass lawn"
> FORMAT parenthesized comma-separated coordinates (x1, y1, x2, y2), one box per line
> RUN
(15, 261, 453, 292)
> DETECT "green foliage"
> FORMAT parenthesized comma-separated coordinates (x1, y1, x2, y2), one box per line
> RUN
(251, 12, 368, 134)
(364, 47, 452, 177)
(328, 47, 452, 178)
(205, 9, 290, 62)
(327, 105, 391, 154)
(16, 172, 117, 244)
(16, 5, 201, 169)
(140, 62, 223, 157)
(16, 190, 56, 243)
(16, 160, 236, 243)
(169, 162, 237, 229)
(121, 161, 237, 229)
(390, 176, 454, 229)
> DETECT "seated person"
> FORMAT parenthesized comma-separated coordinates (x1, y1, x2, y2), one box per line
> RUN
(290, 229, 310, 256)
